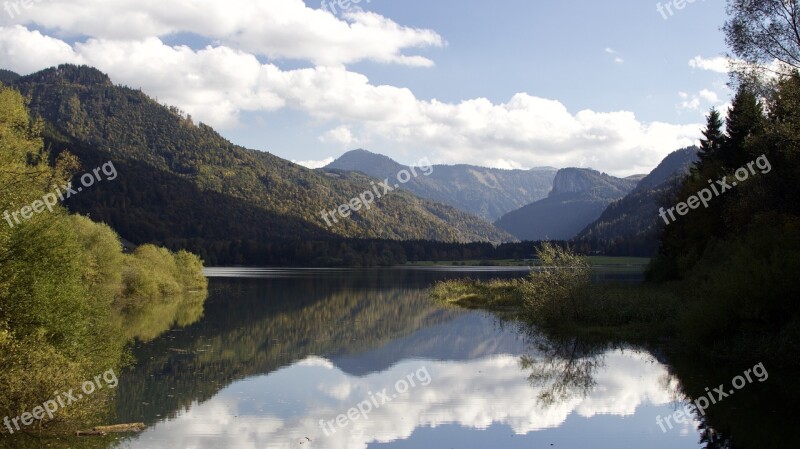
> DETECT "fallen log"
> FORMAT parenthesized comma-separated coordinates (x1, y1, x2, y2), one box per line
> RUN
(75, 430, 107, 436)
(93, 423, 145, 433)
(75, 422, 145, 436)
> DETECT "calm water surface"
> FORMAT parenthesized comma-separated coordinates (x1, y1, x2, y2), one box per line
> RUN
(10, 267, 790, 449)
(108, 267, 704, 449)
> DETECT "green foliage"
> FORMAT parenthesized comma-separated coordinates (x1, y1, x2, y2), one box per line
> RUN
(0, 85, 124, 428)
(68, 215, 124, 301)
(117, 244, 208, 342)
(679, 227, 800, 361)
(432, 244, 680, 337)
(518, 243, 592, 326)
(431, 278, 527, 309)
(697, 108, 725, 169)
(0, 85, 209, 432)
(120, 244, 207, 302)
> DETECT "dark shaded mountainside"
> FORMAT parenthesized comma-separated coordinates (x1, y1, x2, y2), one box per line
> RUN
(494, 168, 639, 240)
(325, 149, 557, 221)
(576, 147, 699, 256)
(0, 69, 20, 84)
(5, 65, 513, 253)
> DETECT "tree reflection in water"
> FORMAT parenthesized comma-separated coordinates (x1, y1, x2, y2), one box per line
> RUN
(516, 326, 607, 407)
(514, 321, 740, 449)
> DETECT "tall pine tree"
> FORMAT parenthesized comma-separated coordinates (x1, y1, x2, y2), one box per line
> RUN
(722, 87, 765, 169)
(697, 108, 725, 173)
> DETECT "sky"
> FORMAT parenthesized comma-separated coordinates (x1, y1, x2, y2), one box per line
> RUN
(0, 0, 733, 176)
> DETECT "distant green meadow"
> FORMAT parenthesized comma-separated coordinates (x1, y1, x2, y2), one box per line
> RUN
(406, 256, 650, 272)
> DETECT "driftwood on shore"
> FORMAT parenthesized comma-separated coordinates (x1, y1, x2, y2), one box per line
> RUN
(75, 422, 145, 436)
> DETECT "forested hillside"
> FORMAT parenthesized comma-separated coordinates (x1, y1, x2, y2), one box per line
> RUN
(8, 65, 512, 256)
(576, 147, 699, 256)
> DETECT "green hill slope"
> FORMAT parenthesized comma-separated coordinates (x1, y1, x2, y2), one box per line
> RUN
(576, 147, 699, 256)
(9, 64, 513, 247)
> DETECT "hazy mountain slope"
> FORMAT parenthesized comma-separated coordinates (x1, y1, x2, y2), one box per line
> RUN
(326, 149, 557, 220)
(576, 147, 699, 256)
(11, 64, 512, 244)
(494, 168, 638, 240)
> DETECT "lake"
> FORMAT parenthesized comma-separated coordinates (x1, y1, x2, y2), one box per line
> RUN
(6, 267, 791, 448)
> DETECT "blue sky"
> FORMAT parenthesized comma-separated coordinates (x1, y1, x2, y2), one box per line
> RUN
(0, 0, 731, 175)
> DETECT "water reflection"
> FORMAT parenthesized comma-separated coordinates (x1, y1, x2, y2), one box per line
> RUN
(4, 268, 794, 449)
(102, 269, 703, 449)
(520, 334, 607, 407)
(111, 348, 687, 449)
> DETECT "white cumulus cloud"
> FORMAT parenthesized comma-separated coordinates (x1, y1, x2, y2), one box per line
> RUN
(0, 0, 444, 67)
(689, 55, 732, 73)
(293, 157, 335, 169)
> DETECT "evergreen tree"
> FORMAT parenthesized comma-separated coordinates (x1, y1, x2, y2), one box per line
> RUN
(722, 87, 765, 168)
(697, 108, 725, 172)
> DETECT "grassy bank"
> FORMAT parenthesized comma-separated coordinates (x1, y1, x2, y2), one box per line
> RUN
(407, 256, 650, 272)
(431, 244, 678, 340)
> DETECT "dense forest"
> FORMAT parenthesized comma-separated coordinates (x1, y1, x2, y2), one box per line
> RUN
(647, 73, 800, 360)
(160, 237, 567, 267)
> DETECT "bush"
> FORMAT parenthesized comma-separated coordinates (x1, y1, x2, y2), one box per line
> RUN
(120, 245, 206, 303)
(519, 243, 592, 326)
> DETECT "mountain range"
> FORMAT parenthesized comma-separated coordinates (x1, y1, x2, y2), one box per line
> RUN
(1, 64, 700, 262)
(4, 65, 513, 247)
(325, 149, 557, 221)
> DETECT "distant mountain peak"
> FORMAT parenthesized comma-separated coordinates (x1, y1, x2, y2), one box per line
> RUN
(575, 146, 700, 256)
(494, 168, 638, 241)
(327, 149, 404, 174)
(550, 167, 636, 197)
